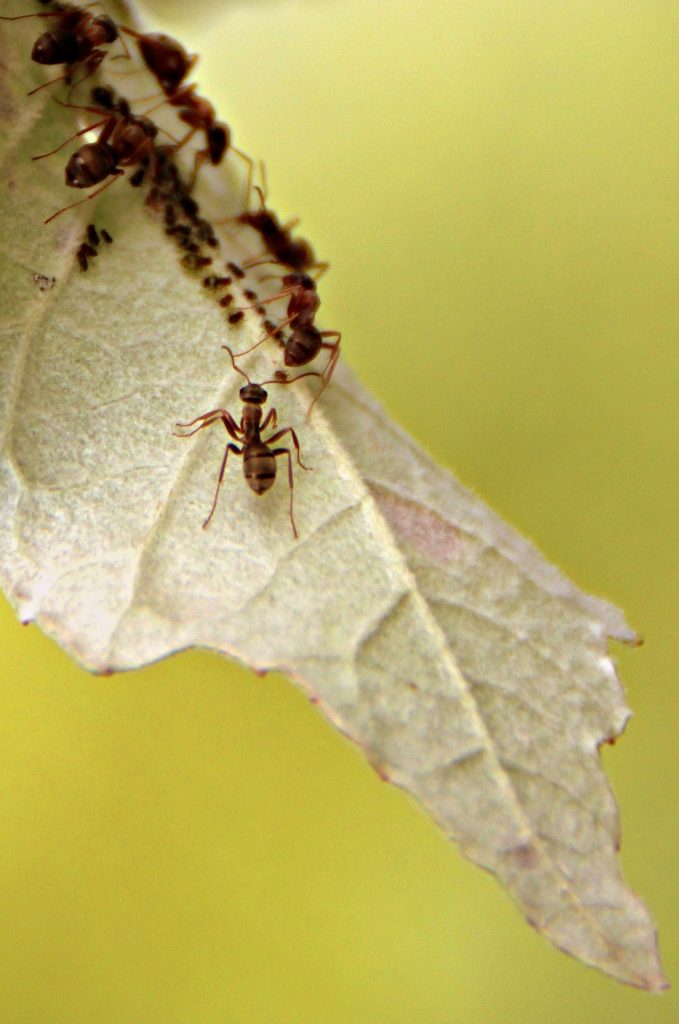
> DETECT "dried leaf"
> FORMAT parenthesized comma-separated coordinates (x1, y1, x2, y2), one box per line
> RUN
(0, 1, 666, 990)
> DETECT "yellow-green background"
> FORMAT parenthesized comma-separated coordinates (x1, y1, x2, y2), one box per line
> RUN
(1, 1, 677, 1020)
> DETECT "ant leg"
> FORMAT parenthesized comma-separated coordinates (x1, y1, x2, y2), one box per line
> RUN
(44, 170, 124, 225)
(319, 332, 342, 383)
(235, 288, 294, 312)
(174, 414, 223, 438)
(32, 118, 107, 161)
(260, 407, 278, 432)
(221, 345, 253, 385)
(231, 146, 255, 211)
(272, 447, 298, 540)
(230, 333, 269, 360)
(112, 25, 131, 60)
(311, 262, 330, 280)
(242, 254, 277, 270)
(173, 126, 198, 155)
(257, 160, 269, 207)
(27, 68, 77, 97)
(264, 369, 322, 390)
(306, 334, 341, 416)
(231, 319, 294, 360)
(203, 443, 241, 528)
(65, 51, 107, 100)
(187, 148, 208, 193)
(268, 426, 311, 472)
(0, 12, 62, 21)
(175, 409, 240, 438)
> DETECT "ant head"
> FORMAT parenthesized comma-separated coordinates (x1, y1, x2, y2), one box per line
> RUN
(239, 384, 267, 405)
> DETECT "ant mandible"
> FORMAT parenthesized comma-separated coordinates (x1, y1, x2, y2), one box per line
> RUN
(32, 95, 159, 223)
(174, 346, 317, 538)
(1, 3, 122, 97)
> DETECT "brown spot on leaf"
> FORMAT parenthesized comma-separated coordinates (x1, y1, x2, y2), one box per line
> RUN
(509, 843, 540, 870)
(370, 485, 461, 564)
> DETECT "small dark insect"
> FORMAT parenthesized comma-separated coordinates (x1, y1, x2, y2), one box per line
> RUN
(33, 99, 158, 223)
(76, 242, 97, 272)
(119, 27, 197, 95)
(76, 221, 114, 271)
(174, 346, 316, 538)
(234, 272, 341, 413)
(181, 253, 212, 271)
(1, 3, 122, 97)
(202, 274, 231, 290)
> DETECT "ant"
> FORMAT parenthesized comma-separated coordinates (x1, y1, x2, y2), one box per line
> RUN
(163, 85, 254, 193)
(237, 182, 328, 276)
(136, 81, 253, 194)
(33, 93, 159, 223)
(118, 27, 197, 96)
(1, 2, 122, 97)
(234, 272, 341, 412)
(174, 346, 317, 538)
(114, 29, 250, 194)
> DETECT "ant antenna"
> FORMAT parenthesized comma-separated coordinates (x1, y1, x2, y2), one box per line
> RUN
(260, 369, 322, 388)
(221, 344, 250, 383)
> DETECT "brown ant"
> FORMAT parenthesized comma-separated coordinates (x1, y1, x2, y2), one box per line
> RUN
(137, 82, 253, 194)
(234, 172, 328, 276)
(33, 95, 159, 223)
(118, 27, 197, 96)
(1, 3, 122, 96)
(174, 346, 317, 538)
(234, 272, 341, 412)
(161, 85, 252, 193)
(114, 29, 250, 195)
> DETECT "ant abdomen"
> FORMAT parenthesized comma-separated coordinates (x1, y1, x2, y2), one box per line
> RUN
(243, 443, 277, 495)
(284, 326, 322, 367)
(136, 32, 194, 94)
(65, 144, 117, 188)
(32, 31, 78, 66)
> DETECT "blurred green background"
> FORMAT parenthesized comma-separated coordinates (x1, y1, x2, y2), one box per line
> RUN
(1, 0, 677, 1021)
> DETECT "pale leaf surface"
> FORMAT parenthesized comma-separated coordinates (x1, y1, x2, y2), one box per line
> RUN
(0, 1, 666, 990)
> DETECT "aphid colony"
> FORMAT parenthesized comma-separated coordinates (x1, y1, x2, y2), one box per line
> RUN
(3, 0, 344, 538)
